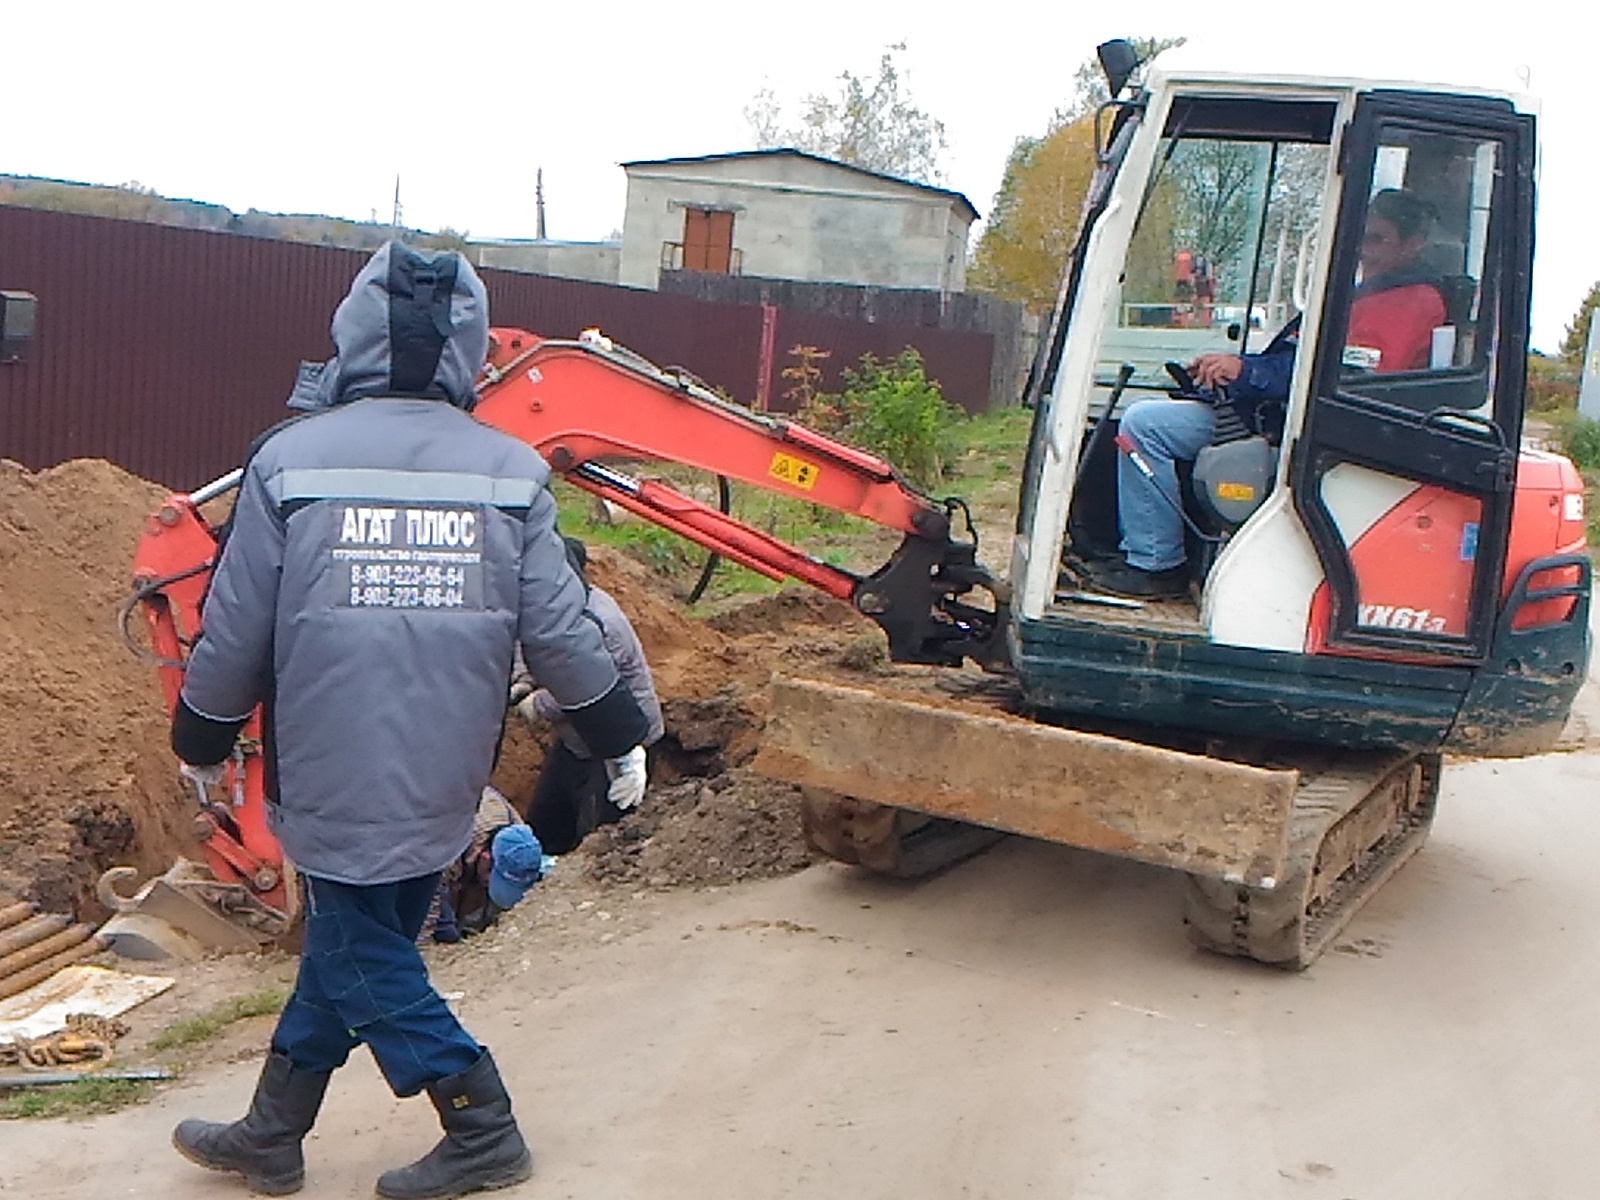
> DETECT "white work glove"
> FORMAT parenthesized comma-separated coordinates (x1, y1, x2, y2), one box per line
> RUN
(604, 746, 648, 811)
(179, 761, 225, 790)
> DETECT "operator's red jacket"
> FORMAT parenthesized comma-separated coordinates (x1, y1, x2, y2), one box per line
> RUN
(1346, 282, 1447, 373)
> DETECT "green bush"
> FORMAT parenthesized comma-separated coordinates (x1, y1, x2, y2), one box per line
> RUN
(1561, 416, 1600, 471)
(804, 349, 961, 490)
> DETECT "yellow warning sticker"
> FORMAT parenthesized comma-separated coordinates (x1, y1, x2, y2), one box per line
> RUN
(768, 452, 820, 491)
(1215, 482, 1256, 502)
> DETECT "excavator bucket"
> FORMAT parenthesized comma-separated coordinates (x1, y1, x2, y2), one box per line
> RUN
(756, 675, 1297, 885)
(758, 675, 1441, 968)
(96, 861, 297, 962)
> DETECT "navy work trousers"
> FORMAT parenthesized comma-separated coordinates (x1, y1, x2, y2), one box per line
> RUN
(271, 872, 481, 1097)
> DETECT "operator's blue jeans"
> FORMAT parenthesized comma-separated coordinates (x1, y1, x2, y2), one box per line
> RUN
(1116, 399, 1216, 572)
(271, 872, 482, 1097)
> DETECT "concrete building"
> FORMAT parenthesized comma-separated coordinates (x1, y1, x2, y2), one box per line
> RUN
(470, 237, 621, 285)
(616, 150, 978, 293)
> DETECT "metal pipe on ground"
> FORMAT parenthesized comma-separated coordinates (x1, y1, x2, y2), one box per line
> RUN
(0, 902, 39, 932)
(0, 924, 95, 981)
(0, 1067, 171, 1088)
(0, 937, 106, 1002)
(0, 914, 70, 959)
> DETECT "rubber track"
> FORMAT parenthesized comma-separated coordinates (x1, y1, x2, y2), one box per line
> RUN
(1183, 753, 1441, 968)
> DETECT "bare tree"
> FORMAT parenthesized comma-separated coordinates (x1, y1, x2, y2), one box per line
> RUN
(745, 43, 947, 183)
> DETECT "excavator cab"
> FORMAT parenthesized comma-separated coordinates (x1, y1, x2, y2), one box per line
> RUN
(1010, 43, 1591, 757)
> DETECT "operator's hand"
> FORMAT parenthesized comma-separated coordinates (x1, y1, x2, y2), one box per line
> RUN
(179, 761, 225, 790)
(604, 746, 648, 811)
(1189, 353, 1243, 391)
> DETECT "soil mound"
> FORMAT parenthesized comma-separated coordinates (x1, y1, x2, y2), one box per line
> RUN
(585, 767, 815, 887)
(0, 463, 880, 912)
(0, 459, 187, 913)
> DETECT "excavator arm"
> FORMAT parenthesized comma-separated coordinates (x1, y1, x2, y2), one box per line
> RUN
(474, 328, 1008, 668)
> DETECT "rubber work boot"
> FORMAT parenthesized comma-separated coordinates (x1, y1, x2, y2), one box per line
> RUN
(375, 1050, 533, 1199)
(1085, 559, 1191, 600)
(171, 1051, 332, 1195)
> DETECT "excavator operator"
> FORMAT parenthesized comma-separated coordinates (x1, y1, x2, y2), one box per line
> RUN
(1086, 187, 1445, 600)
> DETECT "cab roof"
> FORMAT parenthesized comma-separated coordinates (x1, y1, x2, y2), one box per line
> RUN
(1142, 38, 1536, 115)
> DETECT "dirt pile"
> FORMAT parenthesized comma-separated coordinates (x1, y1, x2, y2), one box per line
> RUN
(502, 549, 884, 887)
(0, 459, 188, 914)
(0, 460, 883, 913)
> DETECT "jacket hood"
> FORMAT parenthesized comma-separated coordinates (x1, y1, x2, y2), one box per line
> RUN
(289, 242, 489, 411)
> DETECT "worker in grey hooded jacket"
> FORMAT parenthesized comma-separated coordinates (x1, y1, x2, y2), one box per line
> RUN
(168, 242, 650, 1200)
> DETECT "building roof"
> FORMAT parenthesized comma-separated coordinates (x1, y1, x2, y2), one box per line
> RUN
(620, 148, 979, 224)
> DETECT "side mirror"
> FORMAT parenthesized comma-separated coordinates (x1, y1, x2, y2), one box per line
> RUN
(1097, 40, 1140, 99)
(1, 291, 37, 364)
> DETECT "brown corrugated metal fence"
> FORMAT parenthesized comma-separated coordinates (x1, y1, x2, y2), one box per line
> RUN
(1, 206, 996, 490)
(0, 207, 365, 488)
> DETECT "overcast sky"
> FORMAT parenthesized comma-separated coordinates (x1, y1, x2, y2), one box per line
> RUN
(6, 1, 1595, 351)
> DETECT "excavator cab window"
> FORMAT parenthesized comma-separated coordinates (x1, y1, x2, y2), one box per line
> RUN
(1100, 102, 1334, 389)
(1063, 97, 1337, 568)
(1329, 128, 1505, 411)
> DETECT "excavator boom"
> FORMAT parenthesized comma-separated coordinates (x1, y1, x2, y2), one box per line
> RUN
(474, 328, 1008, 668)
(118, 324, 1011, 946)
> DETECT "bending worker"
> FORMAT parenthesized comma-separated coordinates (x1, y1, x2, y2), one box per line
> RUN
(513, 536, 663, 854)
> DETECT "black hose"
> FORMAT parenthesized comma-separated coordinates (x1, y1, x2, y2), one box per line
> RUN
(117, 562, 211, 668)
(685, 474, 732, 604)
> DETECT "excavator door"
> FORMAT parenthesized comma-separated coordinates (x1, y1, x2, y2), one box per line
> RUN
(1294, 91, 1535, 662)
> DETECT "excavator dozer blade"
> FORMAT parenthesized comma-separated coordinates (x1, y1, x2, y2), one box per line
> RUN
(755, 675, 1297, 886)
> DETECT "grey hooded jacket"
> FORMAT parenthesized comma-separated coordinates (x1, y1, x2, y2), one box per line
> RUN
(176, 243, 649, 885)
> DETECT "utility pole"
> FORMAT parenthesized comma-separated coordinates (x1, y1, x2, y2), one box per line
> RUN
(391, 176, 403, 240)
(535, 168, 547, 240)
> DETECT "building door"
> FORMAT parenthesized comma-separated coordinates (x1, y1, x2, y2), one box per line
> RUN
(682, 208, 734, 272)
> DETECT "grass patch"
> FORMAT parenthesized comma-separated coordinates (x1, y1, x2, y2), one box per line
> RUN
(150, 987, 286, 1054)
(947, 405, 1034, 460)
(1585, 471, 1600, 557)
(0, 1076, 154, 1120)
(0, 987, 284, 1122)
(1565, 420, 1600, 472)
(1537, 408, 1600, 470)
